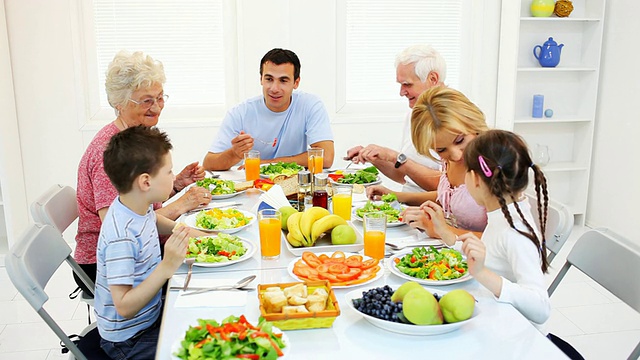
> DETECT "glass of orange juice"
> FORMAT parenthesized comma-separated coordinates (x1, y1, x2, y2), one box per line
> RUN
(258, 209, 281, 260)
(331, 183, 353, 221)
(363, 211, 386, 260)
(244, 150, 260, 181)
(307, 148, 324, 175)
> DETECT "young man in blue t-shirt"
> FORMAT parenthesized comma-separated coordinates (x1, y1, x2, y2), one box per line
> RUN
(95, 126, 196, 359)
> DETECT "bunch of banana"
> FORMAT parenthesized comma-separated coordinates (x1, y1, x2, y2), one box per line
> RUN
(286, 207, 348, 247)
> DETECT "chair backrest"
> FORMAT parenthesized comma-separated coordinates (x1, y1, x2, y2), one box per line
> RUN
(30, 184, 78, 233)
(6, 224, 94, 360)
(548, 228, 640, 360)
(527, 195, 573, 262)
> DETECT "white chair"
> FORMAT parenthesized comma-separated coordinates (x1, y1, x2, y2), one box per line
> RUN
(527, 195, 573, 263)
(6, 224, 107, 360)
(548, 228, 640, 360)
(30, 184, 94, 322)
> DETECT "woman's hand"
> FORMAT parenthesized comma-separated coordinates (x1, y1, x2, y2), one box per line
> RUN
(366, 185, 391, 201)
(174, 161, 206, 191)
(459, 233, 486, 276)
(177, 186, 211, 211)
(400, 206, 435, 235)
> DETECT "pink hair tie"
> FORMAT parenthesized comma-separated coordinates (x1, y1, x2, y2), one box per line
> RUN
(478, 155, 492, 177)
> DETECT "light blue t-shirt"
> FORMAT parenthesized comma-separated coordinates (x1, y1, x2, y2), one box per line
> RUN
(94, 197, 162, 342)
(209, 91, 333, 159)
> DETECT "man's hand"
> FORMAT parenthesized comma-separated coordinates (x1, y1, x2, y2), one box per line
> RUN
(174, 162, 206, 191)
(230, 131, 254, 159)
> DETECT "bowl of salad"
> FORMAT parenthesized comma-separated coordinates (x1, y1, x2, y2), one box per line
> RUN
(260, 162, 304, 180)
(353, 199, 405, 227)
(183, 208, 255, 234)
(387, 246, 471, 285)
(172, 315, 289, 359)
(186, 234, 255, 267)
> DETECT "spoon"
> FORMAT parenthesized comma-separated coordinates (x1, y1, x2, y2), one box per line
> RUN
(182, 258, 196, 291)
(181, 275, 257, 296)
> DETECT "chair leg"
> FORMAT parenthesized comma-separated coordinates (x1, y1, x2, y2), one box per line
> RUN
(86, 303, 91, 325)
(548, 261, 572, 296)
(628, 341, 640, 360)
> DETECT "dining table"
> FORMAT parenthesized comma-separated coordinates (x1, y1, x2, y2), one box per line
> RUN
(156, 168, 568, 359)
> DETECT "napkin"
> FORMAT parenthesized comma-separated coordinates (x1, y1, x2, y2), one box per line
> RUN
(171, 276, 251, 308)
(258, 184, 290, 210)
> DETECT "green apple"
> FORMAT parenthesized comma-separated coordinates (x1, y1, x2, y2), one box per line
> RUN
(390, 281, 422, 303)
(331, 224, 356, 245)
(439, 289, 475, 323)
(402, 287, 443, 325)
(279, 206, 298, 231)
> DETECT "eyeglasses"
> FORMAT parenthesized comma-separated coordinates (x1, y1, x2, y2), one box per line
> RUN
(128, 94, 169, 109)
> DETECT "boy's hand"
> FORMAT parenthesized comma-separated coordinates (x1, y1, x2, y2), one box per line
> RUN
(459, 233, 486, 276)
(161, 226, 190, 275)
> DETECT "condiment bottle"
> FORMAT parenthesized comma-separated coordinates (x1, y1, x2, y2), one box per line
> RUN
(297, 170, 312, 212)
(312, 174, 329, 209)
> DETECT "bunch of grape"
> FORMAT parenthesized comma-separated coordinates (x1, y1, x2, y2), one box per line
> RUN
(352, 285, 403, 322)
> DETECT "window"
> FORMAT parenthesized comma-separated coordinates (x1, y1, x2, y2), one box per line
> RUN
(338, 0, 467, 113)
(91, 0, 227, 120)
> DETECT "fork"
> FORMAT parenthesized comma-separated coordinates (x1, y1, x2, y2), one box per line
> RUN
(233, 131, 277, 147)
(385, 242, 444, 251)
(182, 258, 196, 291)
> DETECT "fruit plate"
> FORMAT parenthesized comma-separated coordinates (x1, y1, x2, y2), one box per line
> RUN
(344, 286, 479, 335)
(286, 252, 384, 289)
(171, 324, 290, 359)
(386, 249, 473, 286)
(188, 237, 256, 268)
(182, 209, 255, 234)
(284, 221, 364, 256)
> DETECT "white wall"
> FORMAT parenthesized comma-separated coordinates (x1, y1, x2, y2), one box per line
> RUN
(2, 0, 634, 247)
(586, 1, 640, 240)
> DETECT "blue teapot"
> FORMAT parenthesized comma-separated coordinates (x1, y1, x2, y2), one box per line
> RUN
(533, 37, 564, 67)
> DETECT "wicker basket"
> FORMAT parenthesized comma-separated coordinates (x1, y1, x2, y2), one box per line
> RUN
(258, 281, 340, 330)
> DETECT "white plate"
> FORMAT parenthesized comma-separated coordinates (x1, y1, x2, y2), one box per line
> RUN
(211, 189, 247, 200)
(344, 285, 478, 335)
(328, 169, 382, 186)
(286, 252, 384, 288)
(284, 221, 364, 256)
(183, 209, 255, 234)
(386, 249, 473, 285)
(351, 211, 405, 228)
(171, 325, 290, 359)
(188, 237, 256, 268)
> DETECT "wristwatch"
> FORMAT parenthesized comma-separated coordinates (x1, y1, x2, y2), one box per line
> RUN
(394, 153, 408, 168)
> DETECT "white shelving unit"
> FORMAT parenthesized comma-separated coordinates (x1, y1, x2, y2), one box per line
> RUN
(496, 0, 605, 225)
(0, 187, 7, 256)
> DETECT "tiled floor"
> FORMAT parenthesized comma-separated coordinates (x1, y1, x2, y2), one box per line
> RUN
(0, 226, 638, 359)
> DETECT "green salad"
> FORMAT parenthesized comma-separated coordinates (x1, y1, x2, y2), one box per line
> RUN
(174, 316, 286, 360)
(187, 234, 247, 263)
(355, 201, 403, 223)
(195, 179, 236, 195)
(337, 166, 379, 184)
(394, 246, 468, 281)
(260, 162, 304, 179)
(195, 208, 253, 230)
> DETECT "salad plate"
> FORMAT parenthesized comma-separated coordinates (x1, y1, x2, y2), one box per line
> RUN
(352, 211, 405, 228)
(195, 179, 247, 199)
(182, 208, 255, 234)
(286, 252, 384, 289)
(345, 286, 478, 335)
(210, 189, 247, 200)
(260, 162, 304, 179)
(187, 236, 256, 268)
(328, 169, 381, 186)
(171, 323, 290, 359)
(352, 201, 405, 227)
(386, 248, 472, 286)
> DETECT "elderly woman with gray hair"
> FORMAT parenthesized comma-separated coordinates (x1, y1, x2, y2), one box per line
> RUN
(74, 51, 209, 292)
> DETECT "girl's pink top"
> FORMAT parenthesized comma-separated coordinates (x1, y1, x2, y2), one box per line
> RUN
(436, 165, 488, 232)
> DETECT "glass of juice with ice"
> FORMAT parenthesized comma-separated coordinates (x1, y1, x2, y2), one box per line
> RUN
(307, 148, 324, 175)
(258, 209, 281, 260)
(331, 183, 353, 221)
(244, 150, 260, 181)
(363, 211, 386, 260)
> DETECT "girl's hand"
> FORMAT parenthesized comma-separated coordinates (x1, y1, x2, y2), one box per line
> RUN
(459, 233, 486, 276)
(366, 185, 391, 201)
(419, 201, 451, 239)
(400, 206, 436, 235)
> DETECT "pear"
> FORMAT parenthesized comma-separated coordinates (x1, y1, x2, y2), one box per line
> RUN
(402, 287, 443, 325)
(439, 289, 475, 323)
(390, 281, 422, 303)
(279, 206, 298, 231)
(331, 224, 357, 245)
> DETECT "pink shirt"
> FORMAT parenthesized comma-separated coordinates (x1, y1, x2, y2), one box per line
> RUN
(436, 166, 487, 232)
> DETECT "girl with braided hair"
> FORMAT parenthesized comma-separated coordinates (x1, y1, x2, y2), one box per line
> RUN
(422, 129, 551, 325)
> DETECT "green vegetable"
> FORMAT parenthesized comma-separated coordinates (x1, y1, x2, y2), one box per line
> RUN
(186, 234, 247, 263)
(355, 201, 403, 222)
(195, 208, 253, 230)
(259, 162, 304, 179)
(195, 179, 236, 195)
(395, 246, 468, 281)
(381, 193, 397, 203)
(337, 166, 379, 184)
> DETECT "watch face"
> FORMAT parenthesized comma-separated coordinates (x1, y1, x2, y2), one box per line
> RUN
(398, 153, 407, 163)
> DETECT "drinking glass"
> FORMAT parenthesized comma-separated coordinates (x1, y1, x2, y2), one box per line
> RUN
(258, 209, 281, 260)
(331, 183, 353, 221)
(363, 212, 386, 260)
(244, 150, 261, 181)
(307, 148, 324, 175)
(534, 144, 550, 167)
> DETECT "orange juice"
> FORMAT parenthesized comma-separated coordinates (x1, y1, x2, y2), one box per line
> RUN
(364, 230, 385, 260)
(332, 193, 352, 220)
(259, 218, 281, 258)
(245, 157, 260, 181)
(308, 155, 324, 174)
